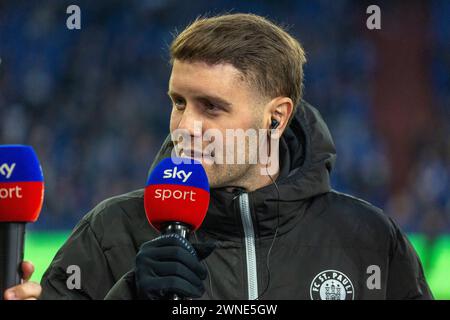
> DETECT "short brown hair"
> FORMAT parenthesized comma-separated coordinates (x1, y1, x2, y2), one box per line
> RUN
(170, 13, 307, 118)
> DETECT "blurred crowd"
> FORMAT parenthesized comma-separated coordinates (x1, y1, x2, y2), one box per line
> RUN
(0, 0, 449, 233)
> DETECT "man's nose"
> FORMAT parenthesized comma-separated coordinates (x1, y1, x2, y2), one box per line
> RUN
(176, 107, 203, 138)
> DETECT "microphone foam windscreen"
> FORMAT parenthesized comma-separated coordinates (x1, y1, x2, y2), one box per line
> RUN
(0, 145, 44, 222)
(144, 157, 210, 231)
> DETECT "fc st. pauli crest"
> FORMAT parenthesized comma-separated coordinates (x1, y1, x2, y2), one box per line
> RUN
(310, 270, 355, 300)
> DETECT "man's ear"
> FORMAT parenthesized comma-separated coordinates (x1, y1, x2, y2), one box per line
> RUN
(268, 97, 294, 134)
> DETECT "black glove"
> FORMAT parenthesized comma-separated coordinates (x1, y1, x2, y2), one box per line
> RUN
(135, 233, 215, 300)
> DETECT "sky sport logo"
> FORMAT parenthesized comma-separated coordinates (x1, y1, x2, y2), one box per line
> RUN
(0, 162, 22, 200)
(163, 167, 192, 183)
(0, 163, 16, 179)
(310, 270, 355, 300)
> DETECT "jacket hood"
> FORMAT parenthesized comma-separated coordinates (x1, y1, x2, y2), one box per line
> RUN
(256, 100, 336, 201)
(148, 100, 336, 240)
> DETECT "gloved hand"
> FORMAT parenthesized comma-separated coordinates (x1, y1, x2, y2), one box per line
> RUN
(135, 233, 215, 300)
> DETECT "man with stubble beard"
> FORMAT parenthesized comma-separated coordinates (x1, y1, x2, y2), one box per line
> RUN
(4, 13, 432, 300)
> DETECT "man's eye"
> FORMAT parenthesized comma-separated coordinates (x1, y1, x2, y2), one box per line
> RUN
(173, 98, 186, 110)
(203, 102, 219, 112)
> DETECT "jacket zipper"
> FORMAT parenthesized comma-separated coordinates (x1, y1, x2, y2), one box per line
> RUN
(238, 192, 258, 300)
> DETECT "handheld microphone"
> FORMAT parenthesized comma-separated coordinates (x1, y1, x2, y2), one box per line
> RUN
(144, 157, 209, 299)
(0, 145, 44, 297)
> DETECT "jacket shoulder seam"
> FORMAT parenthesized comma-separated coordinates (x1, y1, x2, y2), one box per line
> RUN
(329, 190, 383, 212)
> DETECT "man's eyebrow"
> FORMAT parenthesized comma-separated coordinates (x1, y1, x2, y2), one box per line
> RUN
(195, 94, 232, 107)
(167, 90, 178, 97)
(167, 90, 232, 107)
